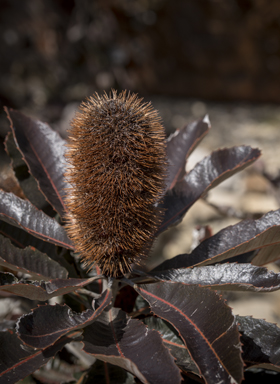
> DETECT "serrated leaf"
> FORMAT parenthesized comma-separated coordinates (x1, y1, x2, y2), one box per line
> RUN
(5, 108, 67, 217)
(16, 289, 112, 348)
(0, 190, 73, 249)
(0, 272, 96, 301)
(83, 306, 181, 384)
(0, 331, 75, 384)
(0, 320, 15, 332)
(220, 251, 257, 264)
(155, 209, 280, 270)
(0, 220, 78, 278)
(251, 244, 280, 266)
(166, 117, 210, 190)
(152, 263, 280, 292)
(0, 219, 57, 255)
(158, 146, 261, 234)
(135, 282, 243, 384)
(0, 235, 68, 279)
(144, 316, 199, 375)
(237, 315, 280, 372)
(5, 108, 70, 217)
(4, 131, 50, 212)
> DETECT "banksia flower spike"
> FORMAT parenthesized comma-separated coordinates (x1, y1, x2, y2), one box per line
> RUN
(65, 90, 167, 277)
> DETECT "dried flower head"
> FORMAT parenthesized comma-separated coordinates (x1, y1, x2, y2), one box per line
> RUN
(65, 90, 166, 277)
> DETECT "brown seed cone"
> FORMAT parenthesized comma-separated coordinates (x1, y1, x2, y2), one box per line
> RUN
(65, 90, 167, 277)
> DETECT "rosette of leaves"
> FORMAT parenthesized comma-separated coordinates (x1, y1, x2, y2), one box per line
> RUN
(0, 107, 280, 384)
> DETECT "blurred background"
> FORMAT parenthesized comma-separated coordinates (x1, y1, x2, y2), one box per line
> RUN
(2, 0, 280, 124)
(1, 0, 280, 323)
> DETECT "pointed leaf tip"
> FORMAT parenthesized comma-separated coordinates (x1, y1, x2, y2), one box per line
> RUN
(166, 118, 210, 190)
(159, 145, 261, 234)
(5, 108, 70, 217)
(203, 114, 211, 126)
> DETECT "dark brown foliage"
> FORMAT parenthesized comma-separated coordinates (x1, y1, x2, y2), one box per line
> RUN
(65, 91, 167, 277)
(3, 106, 280, 384)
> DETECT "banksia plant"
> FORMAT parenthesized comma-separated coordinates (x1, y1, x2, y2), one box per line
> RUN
(65, 91, 167, 277)
(2, 97, 280, 384)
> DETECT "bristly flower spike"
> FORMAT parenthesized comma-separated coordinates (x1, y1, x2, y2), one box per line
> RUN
(65, 90, 167, 277)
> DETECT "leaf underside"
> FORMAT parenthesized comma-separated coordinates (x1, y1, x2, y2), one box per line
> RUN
(155, 209, 280, 271)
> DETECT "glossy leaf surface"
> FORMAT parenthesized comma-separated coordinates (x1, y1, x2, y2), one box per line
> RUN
(0, 235, 68, 279)
(144, 316, 200, 375)
(5, 108, 70, 217)
(156, 209, 280, 270)
(158, 146, 261, 234)
(0, 220, 57, 255)
(135, 282, 243, 384)
(166, 117, 210, 190)
(152, 263, 280, 292)
(0, 273, 96, 301)
(0, 220, 78, 277)
(0, 190, 73, 249)
(237, 315, 280, 371)
(0, 331, 75, 384)
(83, 306, 181, 384)
(17, 289, 112, 348)
(4, 131, 49, 212)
